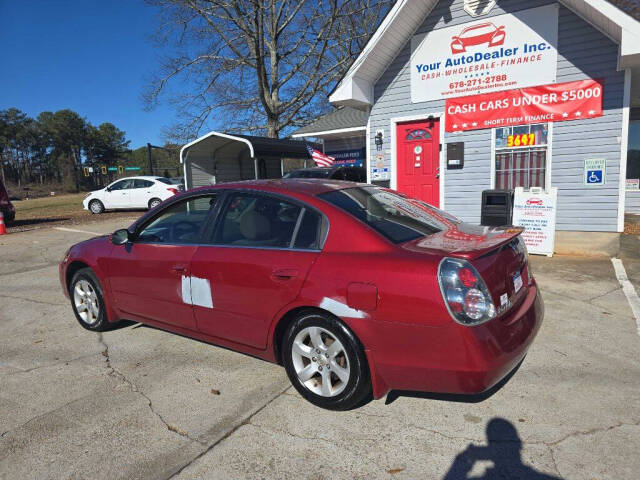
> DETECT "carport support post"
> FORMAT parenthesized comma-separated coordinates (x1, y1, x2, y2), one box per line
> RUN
(253, 157, 258, 180)
(147, 143, 153, 176)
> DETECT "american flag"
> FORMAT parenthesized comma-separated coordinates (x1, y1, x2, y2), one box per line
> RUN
(306, 145, 335, 167)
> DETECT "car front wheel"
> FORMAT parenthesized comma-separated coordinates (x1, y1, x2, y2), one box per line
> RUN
(89, 199, 104, 214)
(148, 198, 162, 209)
(282, 311, 372, 410)
(70, 268, 111, 331)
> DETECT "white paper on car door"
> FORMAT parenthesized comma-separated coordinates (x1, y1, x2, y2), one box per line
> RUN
(181, 275, 214, 308)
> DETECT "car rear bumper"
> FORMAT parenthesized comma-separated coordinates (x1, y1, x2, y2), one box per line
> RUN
(365, 284, 544, 398)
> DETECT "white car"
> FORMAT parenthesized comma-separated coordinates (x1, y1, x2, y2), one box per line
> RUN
(82, 176, 180, 214)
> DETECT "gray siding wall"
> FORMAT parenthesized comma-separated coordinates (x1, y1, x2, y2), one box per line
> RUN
(626, 191, 640, 213)
(369, 0, 625, 231)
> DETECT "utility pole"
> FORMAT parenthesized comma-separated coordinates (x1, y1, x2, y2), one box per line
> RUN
(147, 143, 153, 176)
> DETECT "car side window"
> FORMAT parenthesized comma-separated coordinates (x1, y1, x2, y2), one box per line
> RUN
(134, 179, 154, 188)
(136, 195, 217, 244)
(110, 179, 133, 191)
(293, 209, 322, 249)
(214, 194, 306, 249)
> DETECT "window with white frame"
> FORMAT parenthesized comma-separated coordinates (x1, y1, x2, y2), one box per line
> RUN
(494, 123, 549, 190)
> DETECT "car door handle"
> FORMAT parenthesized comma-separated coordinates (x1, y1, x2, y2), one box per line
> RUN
(271, 268, 298, 280)
(171, 264, 188, 274)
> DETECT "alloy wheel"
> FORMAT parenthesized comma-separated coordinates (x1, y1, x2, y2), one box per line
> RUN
(291, 326, 351, 397)
(73, 279, 100, 325)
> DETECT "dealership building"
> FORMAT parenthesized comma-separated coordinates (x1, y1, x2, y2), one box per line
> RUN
(294, 0, 640, 254)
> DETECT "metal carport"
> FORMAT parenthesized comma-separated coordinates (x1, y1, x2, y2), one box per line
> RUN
(180, 131, 317, 189)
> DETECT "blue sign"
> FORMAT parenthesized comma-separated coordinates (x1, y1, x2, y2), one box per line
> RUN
(326, 148, 365, 167)
(586, 170, 603, 184)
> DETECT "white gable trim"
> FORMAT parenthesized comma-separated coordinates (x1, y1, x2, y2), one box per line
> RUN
(330, 1, 640, 107)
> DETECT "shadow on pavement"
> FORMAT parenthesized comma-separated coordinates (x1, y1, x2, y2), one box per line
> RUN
(9, 217, 71, 228)
(442, 418, 563, 479)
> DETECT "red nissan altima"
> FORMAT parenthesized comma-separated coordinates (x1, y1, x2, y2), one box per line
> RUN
(60, 180, 543, 410)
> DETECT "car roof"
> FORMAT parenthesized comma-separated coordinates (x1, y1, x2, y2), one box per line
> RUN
(113, 176, 162, 181)
(188, 179, 366, 197)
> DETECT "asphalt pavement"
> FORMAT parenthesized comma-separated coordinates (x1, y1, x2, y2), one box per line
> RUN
(1, 217, 639, 480)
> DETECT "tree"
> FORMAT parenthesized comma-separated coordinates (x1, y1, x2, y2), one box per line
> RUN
(85, 122, 131, 167)
(145, 0, 391, 140)
(39, 109, 87, 192)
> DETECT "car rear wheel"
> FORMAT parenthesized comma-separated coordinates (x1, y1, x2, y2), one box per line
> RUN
(282, 312, 372, 410)
(70, 268, 111, 331)
(148, 198, 162, 209)
(89, 199, 104, 214)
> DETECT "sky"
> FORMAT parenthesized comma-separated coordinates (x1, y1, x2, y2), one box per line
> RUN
(0, 0, 175, 149)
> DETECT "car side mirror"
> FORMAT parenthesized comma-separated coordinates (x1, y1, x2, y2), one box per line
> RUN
(111, 228, 131, 245)
(106, 187, 112, 192)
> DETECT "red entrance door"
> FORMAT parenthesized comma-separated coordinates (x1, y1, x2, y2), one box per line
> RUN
(396, 119, 440, 206)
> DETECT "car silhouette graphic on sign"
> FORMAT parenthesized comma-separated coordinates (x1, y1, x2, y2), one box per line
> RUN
(526, 198, 543, 206)
(450, 22, 506, 54)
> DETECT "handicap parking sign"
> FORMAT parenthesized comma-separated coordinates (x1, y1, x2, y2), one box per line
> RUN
(586, 170, 603, 184)
(584, 159, 606, 186)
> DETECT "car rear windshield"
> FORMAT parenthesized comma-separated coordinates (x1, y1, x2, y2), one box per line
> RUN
(156, 177, 172, 184)
(319, 186, 459, 244)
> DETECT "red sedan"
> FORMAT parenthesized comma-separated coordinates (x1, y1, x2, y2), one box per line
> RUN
(60, 180, 543, 410)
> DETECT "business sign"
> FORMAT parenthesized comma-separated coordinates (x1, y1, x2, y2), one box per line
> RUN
(512, 187, 557, 256)
(626, 179, 640, 191)
(445, 79, 603, 132)
(411, 4, 558, 103)
(584, 158, 606, 186)
(326, 148, 365, 167)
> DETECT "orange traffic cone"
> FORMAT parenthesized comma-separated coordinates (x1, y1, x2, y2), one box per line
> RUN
(0, 212, 6, 235)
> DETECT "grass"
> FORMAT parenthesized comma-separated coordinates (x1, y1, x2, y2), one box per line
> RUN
(12, 193, 89, 220)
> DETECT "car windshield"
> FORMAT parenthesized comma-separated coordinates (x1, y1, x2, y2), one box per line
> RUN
(155, 177, 172, 185)
(284, 169, 333, 179)
(319, 186, 460, 243)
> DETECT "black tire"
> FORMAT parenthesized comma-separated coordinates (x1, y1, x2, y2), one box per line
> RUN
(282, 311, 372, 410)
(69, 268, 112, 332)
(148, 198, 162, 210)
(88, 199, 104, 214)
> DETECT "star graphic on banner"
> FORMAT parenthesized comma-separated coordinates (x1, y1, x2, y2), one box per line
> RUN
(472, 122, 478, 126)
(453, 124, 458, 129)
(462, 123, 468, 128)
(588, 110, 596, 115)
(562, 112, 569, 118)
(575, 111, 582, 116)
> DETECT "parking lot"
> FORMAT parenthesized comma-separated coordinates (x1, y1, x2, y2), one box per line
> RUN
(1, 215, 640, 480)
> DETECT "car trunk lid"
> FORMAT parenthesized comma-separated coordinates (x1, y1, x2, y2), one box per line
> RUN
(402, 223, 529, 316)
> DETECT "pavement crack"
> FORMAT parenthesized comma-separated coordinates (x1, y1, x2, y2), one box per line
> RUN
(543, 420, 640, 447)
(586, 286, 622, 303)
(546, 444, 562, 478)
(3, 353, 100, 375)
(97, 333, 205, 447)
(0, 262, 60, 277)
(0, 293, 65, 307)
(165, 384, 293, 480)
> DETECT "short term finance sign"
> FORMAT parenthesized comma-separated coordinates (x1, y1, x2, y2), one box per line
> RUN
(411, 4, 558, 102)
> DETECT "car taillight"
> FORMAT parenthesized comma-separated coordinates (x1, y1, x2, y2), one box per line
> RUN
(438, 257, 496, 326)
(167, 188, 179, 195)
